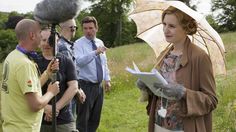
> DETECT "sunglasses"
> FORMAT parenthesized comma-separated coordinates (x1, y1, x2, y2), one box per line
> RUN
(69, 26, 78, 32)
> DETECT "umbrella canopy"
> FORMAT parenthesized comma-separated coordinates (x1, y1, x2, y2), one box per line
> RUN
(129, 0, 226, 75)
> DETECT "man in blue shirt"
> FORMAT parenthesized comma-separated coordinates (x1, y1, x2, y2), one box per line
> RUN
(73, 16, 111, 132)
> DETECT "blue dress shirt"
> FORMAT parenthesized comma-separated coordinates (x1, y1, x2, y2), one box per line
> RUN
(73, 36, 111, 83)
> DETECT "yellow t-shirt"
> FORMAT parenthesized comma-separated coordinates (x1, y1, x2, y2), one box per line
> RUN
(1, 49, 43, 132)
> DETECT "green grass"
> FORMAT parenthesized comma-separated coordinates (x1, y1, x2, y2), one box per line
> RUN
(0, 32, 236, 131)
(98, 33, 236, 131)
(0, 61, 2, 132)
(0, 63, 2, 81)
(98, 43, 155, 131)
(212, 32, 236, 131)
(221, 32, 236, 70)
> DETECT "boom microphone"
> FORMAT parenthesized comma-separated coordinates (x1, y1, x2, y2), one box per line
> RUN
(34, 0, 81, 24)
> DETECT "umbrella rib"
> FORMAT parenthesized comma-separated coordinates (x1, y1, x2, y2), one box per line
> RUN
(197, 26, 224, 48)
(194, 33, 214, 42)
(197, 31, 211, 56)
(137, 23, 162, 36)
(130, 8, 164, 15)
(192, 36, 207, 47)
(197, 26, 226, 61)
(197, 30, 226, 63)
(196, 26, 215, 41)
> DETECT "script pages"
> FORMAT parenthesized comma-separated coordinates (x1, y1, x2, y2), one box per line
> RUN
(126, 62, 175, 100)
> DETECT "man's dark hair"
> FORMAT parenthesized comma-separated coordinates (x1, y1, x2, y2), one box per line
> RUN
(81, 16, 98, 29)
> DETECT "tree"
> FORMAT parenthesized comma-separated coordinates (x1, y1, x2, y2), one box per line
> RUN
(0, 12, 8, 29)
(206, 15, 223, 32)
(80, 0, 136, 47)
(5, 15, 24, 29)
(24, 12, 34, 19)
(74, 10, 90, 41)
(80, 0, 199, 47)
(212, 0, 236, 32)
(0, 29, 17, 62)
(5, 11, 25, 29)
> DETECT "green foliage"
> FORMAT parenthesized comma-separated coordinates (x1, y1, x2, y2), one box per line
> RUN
(5, 15, 24, 29)
(23, 12, 33, 19)
(0, 12, 8, 30)
(0, 63, 2, 132)
(206, 15, 222, 32)
(0, 63, 2, 79)
(73, 10, 91, 41)
(81, 0, 137, 47)
(0, 29, 17, 62)
(3, 11, 33, 30)
(5, 11, 27, 29)
(212, 0, 236, 32)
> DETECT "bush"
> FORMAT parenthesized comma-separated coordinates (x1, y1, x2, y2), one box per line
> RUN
(0, 29, 17, 62)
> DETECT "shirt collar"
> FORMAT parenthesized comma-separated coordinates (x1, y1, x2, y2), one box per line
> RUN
(84, 36, 97, 45)
(16, 45, 38, 60)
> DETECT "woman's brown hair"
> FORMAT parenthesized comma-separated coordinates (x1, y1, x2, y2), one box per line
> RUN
(162, 6, 197, 35)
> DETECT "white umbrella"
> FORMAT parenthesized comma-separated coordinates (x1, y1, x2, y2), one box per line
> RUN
(129, 0, 226, 75)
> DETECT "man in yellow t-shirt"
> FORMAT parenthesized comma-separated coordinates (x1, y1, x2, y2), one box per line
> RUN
(1, 19, 60, 132)
(1, 50, 43, 131)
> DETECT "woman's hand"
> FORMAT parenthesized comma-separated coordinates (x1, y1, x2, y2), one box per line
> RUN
(136, 79, 149, 90)
(153, 83, 186, 100)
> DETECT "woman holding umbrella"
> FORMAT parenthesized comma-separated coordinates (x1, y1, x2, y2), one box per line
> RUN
(137, 6, 217, 132)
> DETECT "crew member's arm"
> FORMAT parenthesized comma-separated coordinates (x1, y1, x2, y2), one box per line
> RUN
(56, 80, 78, 110)
(17, 63, 59, 112)
(42, 80, 78, 122)
(25, 81, 60, 112)
(40, 59, 59, 86)
(56, 56, 80, 110)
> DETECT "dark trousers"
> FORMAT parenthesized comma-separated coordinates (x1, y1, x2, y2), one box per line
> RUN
(77, 80, 104, 132)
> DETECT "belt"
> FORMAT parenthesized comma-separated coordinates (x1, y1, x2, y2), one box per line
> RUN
(78, 79, 100, 86)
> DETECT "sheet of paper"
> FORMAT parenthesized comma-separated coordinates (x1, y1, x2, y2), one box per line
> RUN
(126, 62, 175, 100)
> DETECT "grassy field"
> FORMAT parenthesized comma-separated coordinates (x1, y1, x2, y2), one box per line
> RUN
(98, 32, 236, 132)
(212, 32, 236, 131)
(0, 64, 2, 81)
(98, 43, 155, 132)
(0, 32, 236, 131)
